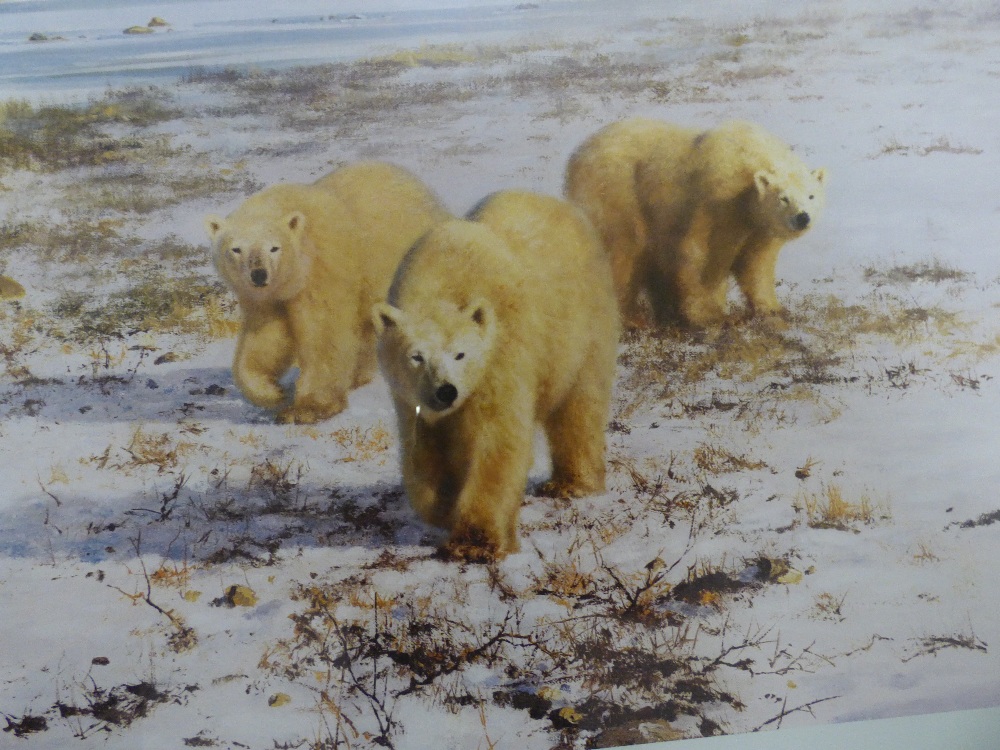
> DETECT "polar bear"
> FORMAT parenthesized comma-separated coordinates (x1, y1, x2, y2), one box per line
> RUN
(372, 190, 620, 560)
(565, 118, 827, 328)
(206, 162, 448, 424)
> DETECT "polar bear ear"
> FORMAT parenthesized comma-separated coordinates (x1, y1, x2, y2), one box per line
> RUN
(812, 167, 828, 184)
(204, 215, 226, 241)
(753, 170, 775, 196)
(285, 211, 306, 235)
(372, 303, 405, 336)
(465, 298, 496, 337)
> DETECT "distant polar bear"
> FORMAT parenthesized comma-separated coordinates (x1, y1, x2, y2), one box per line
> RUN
(373, 190, 620, 560)
(206, 162, 448, 424)
(565, 118, 827, 328)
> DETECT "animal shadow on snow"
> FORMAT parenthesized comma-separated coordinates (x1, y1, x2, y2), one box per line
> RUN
(0, 476, 425, 567)
(1, 366, 267, 425)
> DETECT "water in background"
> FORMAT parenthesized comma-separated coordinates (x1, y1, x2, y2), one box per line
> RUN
(0, 0, 602, 102)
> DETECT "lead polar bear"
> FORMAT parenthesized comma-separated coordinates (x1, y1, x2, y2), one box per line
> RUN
(373, 190, 621, 561)
(205, 162, 448, 424)
(565, 118, 827, 328)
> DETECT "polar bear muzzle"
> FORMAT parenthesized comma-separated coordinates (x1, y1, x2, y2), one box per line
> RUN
(433, 382, 458, 408)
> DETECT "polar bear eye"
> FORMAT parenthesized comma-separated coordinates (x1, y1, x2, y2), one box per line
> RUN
(231, 246, 242, 255)
(455, 353, 465, 361)
(808, 195, 815, 200)
(780, 196, 791, 205)
(270, 246, 280, 253)
(411, 353, 424, 364)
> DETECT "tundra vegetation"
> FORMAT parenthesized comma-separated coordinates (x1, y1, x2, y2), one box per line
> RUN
(1, 6, 998, 749)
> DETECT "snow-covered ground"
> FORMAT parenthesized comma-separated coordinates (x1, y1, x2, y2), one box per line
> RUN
(1, 1, 1000, 748)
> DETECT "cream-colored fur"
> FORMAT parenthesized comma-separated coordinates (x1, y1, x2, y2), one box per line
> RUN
(373, 190, 620, 560)
(206, 161, 448, 424)
(565, 118, 827, 328)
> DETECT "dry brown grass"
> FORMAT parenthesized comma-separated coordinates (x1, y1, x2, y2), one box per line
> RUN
(795, 457, 821, 479)
(75, 166, 260, 215)
(614, 316, 837, 425)
(534, 557, 597, 608)
(863, 259, 972, 286)
(795, 484, 889, 531)
(86, 426, 198, 475)
(693, 442, 769, 475)
(330, 423, 392, 464)
(0, 310, 39, 382)
(811, 591, 847, 621)
(911, 541, 941, 564)
(2, 217, 140, 264)
(0, 90, 179, 174)
(364, 42, 538, 69)
(795, 290, 967, 347)
(47, 271, 238, 345)
(873, 135, 983, 158)
(614, 279, 974, 426)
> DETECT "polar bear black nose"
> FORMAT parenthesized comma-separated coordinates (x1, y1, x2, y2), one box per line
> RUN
(435, 383, 458, 406)
(793, 212, 810, 230)
(250, 269, 268, 286)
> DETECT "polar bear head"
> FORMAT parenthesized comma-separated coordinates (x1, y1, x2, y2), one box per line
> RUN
(753, 166, 827, 238)
(205, 211, 310, 302)
(373, 298, 497, 423)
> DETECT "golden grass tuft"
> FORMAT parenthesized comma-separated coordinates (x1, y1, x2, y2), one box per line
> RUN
(811, 591, 847, 621)
(329, 423, 392, 464)
(536, 559, 597, 608)
(796, 484, 890, 531)
(149, 560, 192, 588)
(911, 541, 940, 564)
(693, 442, 768, 475)
(124, 428, 194, 473)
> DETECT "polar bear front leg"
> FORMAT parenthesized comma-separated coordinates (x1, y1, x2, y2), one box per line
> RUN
(232, 312, 294, 409)
(399, 411, 455, 529)
(444, 410, 534, 561)
(732, 235, 786, 317)
(279, 300, 356, 424)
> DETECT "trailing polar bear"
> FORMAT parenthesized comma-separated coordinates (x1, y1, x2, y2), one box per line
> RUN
(373, 190, 620, 560)
(565, 118, 827, 328)
(206, 162, 448, 423)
